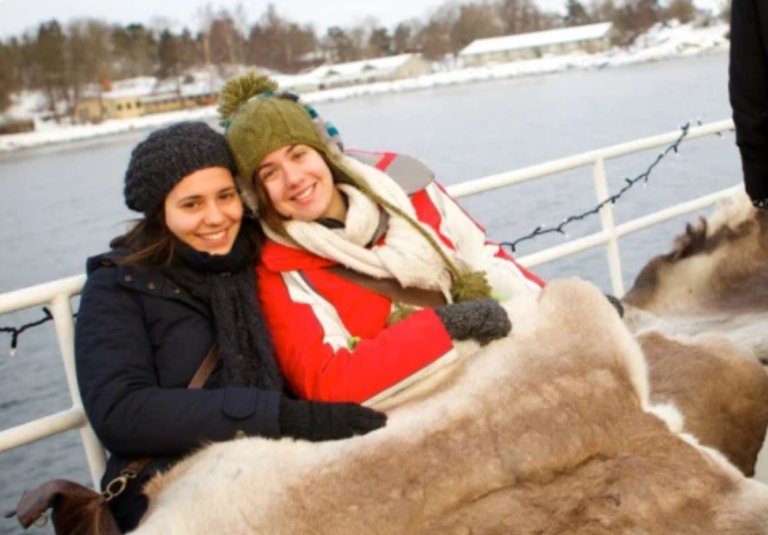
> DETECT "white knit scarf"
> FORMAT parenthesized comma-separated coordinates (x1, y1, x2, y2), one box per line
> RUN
(262, 156, 461, 296)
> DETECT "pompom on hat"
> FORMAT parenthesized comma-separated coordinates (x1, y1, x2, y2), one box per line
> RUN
(124, 121, 236, 215)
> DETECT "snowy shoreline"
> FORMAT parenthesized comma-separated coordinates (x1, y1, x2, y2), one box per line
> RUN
(0, 21, 729, 156)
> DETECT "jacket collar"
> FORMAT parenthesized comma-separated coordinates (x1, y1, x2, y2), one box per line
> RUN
(87, 252, 211, 317)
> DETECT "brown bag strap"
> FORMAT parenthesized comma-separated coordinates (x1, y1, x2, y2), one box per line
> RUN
(187, 343, 220, 389)
(325, 265, 447, 308)
(105, 343, 220, 497)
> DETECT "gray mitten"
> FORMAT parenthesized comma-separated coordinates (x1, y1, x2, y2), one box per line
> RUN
(434, 298, 511, 346)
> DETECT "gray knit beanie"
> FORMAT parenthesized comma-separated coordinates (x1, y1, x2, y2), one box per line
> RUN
(124, 121, 236, 215)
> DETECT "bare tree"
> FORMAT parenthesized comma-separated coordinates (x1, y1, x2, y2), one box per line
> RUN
(0, 42, 15, 112)
(450, 3, 501, 53)
(29, 20, 68, 117)
(497, 0, 546, 34)
(178, 29, 204, 70)
(246, 4, 319, 72)
(282, 23, 320, 70)
(0, 37, 25, 112)
(392, 20, 420, 54)
(368, 27, 393, 57)
(157, 29, 182, 79)
(664, 0, 697, 23)
(66, 19, 111, 115)
(611, 0, 661, 45)
(207, 11, 246, 66)
(417, 4, 458, 60)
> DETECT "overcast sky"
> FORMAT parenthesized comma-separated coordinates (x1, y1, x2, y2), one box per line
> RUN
(0, 0, 573, 39)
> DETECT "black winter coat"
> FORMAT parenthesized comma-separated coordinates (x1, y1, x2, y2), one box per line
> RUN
(75, 254, 281, 531)
(729, 0, 768, 205)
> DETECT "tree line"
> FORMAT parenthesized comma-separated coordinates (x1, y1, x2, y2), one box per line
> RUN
(0, 0, 720, 117)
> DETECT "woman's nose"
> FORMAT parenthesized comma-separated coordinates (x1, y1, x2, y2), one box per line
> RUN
(284, 163, 302, 185)
(203, 202, 225, 224)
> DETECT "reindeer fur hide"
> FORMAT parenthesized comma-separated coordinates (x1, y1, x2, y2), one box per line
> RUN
(130, 278, 768, 535)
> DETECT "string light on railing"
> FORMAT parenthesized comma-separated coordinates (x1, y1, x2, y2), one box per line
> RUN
(1, 307, 55, 357)
(501, 120, 706, 253)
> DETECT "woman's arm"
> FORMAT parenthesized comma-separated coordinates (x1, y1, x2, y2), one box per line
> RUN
(730, 0, 768, 207)
(257, 264, 455, 403)
(75, 267, 281, 458)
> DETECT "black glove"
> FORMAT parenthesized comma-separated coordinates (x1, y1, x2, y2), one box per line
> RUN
(604, 293, 624, 318)
(434, 297, 511, 346)
(279, 397, 387, 442)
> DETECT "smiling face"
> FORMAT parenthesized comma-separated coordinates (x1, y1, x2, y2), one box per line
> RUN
(164, 166, 243, 255)
(256, 144, 346, 223)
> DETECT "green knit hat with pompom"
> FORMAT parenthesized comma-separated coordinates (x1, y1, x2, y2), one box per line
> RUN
(218, 71, 333, 184)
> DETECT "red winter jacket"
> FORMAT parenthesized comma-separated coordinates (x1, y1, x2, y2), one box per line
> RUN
(256, 151, 544, 403)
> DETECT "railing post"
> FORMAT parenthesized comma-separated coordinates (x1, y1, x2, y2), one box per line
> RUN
(50, 294, 106, 488)
(592, 157, 625, 296)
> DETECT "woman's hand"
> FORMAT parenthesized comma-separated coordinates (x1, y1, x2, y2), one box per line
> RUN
(279, 398, 387, 441)
(434, 298, 512, 346)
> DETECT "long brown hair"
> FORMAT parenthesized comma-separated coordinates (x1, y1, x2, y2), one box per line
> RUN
(110, 208, 265, 269)
(110, 209, 178, 268)
(251, 174, 288, 236)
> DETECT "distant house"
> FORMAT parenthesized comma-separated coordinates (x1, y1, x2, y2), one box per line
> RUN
(459, 22, 614, 67)
(307, 54, 431, 89)
(142, 81, 219, 115)
(74, 77, 155, 123)
(74, 76, 221, 124)
(0, 116, 34, 135)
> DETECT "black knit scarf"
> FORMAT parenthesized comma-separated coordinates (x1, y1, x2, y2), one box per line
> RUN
(163, 233, 284, 390)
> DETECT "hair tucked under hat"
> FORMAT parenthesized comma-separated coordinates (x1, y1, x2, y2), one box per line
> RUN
(124, 121, 236, 215)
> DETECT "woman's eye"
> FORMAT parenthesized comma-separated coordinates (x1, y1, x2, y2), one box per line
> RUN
(181, 201, 199, 210)
(292, 150, 306, 160)
(259, 168, 276, 181)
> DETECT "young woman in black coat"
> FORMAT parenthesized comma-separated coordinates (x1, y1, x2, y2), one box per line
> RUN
(74, 121, 386, 531)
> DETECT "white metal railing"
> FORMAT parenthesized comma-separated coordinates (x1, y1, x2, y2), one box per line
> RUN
(0, 274, 103, 487)
(447, 118, 737, 296)
(0, 118, 737, 489)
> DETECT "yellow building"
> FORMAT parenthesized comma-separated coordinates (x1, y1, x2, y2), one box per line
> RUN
(74, 77, 220, 123)
(74, 94, 145, 123)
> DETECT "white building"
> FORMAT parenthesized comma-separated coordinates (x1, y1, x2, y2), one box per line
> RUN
(306, 54, 432, 89)
(459, 22, 613, 67)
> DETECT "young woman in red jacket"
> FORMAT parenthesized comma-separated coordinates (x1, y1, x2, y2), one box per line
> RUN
(219, 73, 545, 404)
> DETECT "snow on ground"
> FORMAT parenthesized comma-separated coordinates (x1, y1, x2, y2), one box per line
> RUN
(0, 21, 729, 154)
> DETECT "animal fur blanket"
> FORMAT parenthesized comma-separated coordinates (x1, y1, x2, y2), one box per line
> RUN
(622, 193, 768, 476)
(131, 278, 768, 534)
